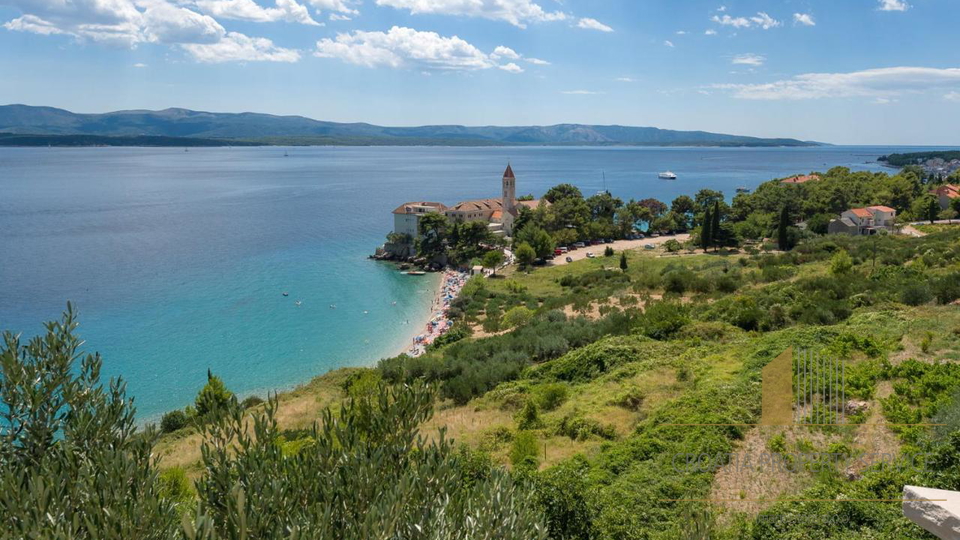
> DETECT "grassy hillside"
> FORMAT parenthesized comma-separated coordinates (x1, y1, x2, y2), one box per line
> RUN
(147, 227, 960, 539)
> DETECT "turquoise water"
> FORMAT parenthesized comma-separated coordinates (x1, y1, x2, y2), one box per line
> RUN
(0, 145, 935, 419)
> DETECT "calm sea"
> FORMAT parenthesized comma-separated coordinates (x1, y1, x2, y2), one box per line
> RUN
(0, 145, 933, 419)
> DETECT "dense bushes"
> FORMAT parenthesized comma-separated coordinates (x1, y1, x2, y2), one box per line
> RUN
(0, 306, 180, 538)
(380, 310, 640, 404)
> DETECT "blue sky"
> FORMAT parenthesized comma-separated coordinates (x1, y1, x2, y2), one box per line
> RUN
(1, 0, 958, 144)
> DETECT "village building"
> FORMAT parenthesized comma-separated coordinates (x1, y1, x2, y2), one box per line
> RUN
(828, 205, 897, 235)
(391, 165, 547, 241)
(781, 174, 821, 185)
(931, 184, 960, 211)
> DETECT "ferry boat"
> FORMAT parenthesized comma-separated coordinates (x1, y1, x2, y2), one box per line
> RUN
(658, 171, 677, 180)
(736, 186, 750, 194)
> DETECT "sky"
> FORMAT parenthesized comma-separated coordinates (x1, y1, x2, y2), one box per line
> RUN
(0, 0, 958, 145)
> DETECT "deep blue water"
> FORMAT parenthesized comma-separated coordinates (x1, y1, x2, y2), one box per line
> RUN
(0, 145, 932, 419)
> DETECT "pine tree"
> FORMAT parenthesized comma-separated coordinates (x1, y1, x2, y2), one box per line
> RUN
(711, 201, 721, 251)
(619, 251, 628, 271)
(700, 207, 712, 251)
(778, 206, 790, 251)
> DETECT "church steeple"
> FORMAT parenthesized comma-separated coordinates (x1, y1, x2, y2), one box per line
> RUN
(502, 163, 516, 213)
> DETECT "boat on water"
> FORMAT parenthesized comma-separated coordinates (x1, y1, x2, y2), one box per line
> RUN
(284, 150, 289, 157)
(736, 186, 750, 194)
(658, 171, 677, 180)
(406, 271, 427, 276)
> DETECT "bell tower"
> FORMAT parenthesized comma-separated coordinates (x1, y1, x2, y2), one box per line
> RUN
(502, 163, 516, 213)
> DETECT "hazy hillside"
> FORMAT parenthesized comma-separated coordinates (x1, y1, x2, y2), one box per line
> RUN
(0, 104, 819, 147)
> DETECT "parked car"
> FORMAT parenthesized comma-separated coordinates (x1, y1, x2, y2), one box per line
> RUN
(637, 234, 645, 239)
(644, 244, 656, 250)
(586, 252, 595, 258)
(604, 238, 614, 244)
(574, 242, 586, 248)
(559, 246, 569, 253)
(651, 233, 660, 238)
(590, 239, 601, 246)
(565, 256, 573, 263)
(554, 248, 563, 256)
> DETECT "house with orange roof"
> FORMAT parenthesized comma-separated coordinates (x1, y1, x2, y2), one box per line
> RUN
(828, 205, 897, 235)
(932, 184, 960, 210)
(781, 174, 821, 185)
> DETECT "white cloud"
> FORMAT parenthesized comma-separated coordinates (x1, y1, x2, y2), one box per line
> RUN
(664, 40, 674, 48)
(315, 26, 525, 72)
(1, 0, 230, 47)
(577, 17, 612, 32)
(732, 53, 764, 66)
(872, 97, 897, 104)
(329, 13, 350, 20)
(498, 62, 522, 73)
(675, 30, 686, 35)
(133, 61, 147, 67)
(491, 45, 519, 60)
(561, 90, 604, 95)
(945, 91, 960, 102)
(375, 0, 566, 28)
(793, 13, 815, 26)
(712, 11, 780, 30)
(615, 77, 634, 82)
(307, 0, 357, 14)
(194, 0, 320, 26)
(704, 29, 717, 35)
(182, 30, 300, 62)
(750, 12, 780, 29)
(525, 57, 549, 65)
(878, 0, 909, 11)
(713, 66, 960, 101)
(712, 14, 750, 28)
(141, 0, 226, 44)
(716, 5, 726, 12)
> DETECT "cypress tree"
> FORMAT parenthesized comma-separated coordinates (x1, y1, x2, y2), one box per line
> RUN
(701, 207, 712, 251)
(778, 206, 790, 251)
(711, 201, 721, 251)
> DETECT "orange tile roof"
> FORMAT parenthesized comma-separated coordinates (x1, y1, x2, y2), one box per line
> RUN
(392, 201, 447, 214)
(849, 208, 873, 218)
(517, 199, 548, 209)
(781, 174, 821, 184)
(933, 184, 960, 198)
(490, 210, 503, 220)
(448, 198, 502, 213)
(868, 205, 895, 213)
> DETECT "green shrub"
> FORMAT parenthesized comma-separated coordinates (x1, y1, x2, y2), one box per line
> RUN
(555, 414, 617, 441)
(340, 368, 382, 399)
(511, 431, 541, 470)
(604, 246, 614, 257)
(0, 306, 180, 538)
(829, 249, 853, 276)
(503, 306, 535, 329)
(900, 281, 933, 306)
(516, 399, 544, 430)
(196, 382, 548, 538)
(536, 383, 569, 411)
(161, 409, 189, 433)
(241, 396, 265, 409)
(612, 387, 645, 411)
(195, 369, 236, 418)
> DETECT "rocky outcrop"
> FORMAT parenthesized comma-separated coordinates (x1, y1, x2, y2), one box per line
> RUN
(903, 485, 960, 539)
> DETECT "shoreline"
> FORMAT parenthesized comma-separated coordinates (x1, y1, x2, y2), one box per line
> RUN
(400, 269, 469, 358)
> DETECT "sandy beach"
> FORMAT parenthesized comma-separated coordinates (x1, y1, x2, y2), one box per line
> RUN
(400, 269, 469, 357)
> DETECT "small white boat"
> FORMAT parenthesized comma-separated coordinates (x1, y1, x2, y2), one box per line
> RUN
(736, 186, 750, 194)
(658, 171, 677, 180)
(295, 301, 302, 306)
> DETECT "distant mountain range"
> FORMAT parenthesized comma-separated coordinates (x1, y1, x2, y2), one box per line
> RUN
(0, 104, 821, 147)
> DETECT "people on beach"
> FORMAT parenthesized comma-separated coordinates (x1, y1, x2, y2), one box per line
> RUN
(406, 269, 467, 357)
